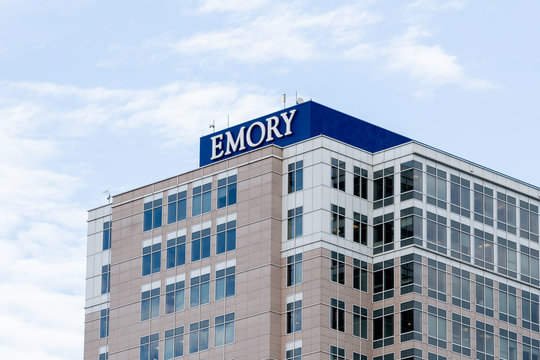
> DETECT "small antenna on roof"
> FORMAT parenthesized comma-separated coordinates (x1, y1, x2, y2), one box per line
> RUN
(281, 94, 286, 109)
(103, 190, 111, 203)
(209, 120, 215, 133)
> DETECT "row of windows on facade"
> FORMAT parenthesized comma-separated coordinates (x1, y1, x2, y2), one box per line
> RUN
(329, 252, 540, 331)
(326, 334, 539, 360)
(327, 203, 540, 286)
(140, 265, 236, 322)
(141, 220, 236, 277)
(143, 174, 237, 232)
(139, 313, 234, 360)
(327, 158, 539, 240)
(100, 221, 236, 295)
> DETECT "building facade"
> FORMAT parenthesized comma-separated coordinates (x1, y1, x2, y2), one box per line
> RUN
(84, 101, 540, 360)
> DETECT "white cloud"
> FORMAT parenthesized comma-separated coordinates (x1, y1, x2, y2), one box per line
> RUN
(382, 26, 496, 94)
(197, 0, 269, 13)
(172, 3, 379, 62)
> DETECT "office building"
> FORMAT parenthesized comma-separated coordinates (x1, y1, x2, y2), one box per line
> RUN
(84, 101, 540, 360)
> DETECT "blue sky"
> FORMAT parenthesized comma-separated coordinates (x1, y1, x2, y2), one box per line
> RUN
(0, 1, 539, 359)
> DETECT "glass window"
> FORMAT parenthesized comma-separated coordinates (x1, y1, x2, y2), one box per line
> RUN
(166, 233, 186, 269)
(373, 213, 393, 254)
(330, 298, 345, 332)
(427, 259, 446, 302)
(140, 333, 159, 360)
(188, 320, 209, 354)
(426, 212, 447, 254)
(498, 283, 517, 325)
(215, 264, 235, 301)
(330, 345, 345, 360)
(287, 300, 302, 334)
(521, 245, 540, 285)
(103, 220, 111, 250)
(475, 321, 494, 359)
(400, 161, 422, 201)
(474, 228, 494, 270)
(191, 226, 211, 262)
(451, 267, 470, 309)
(190, 272, 210, 308)
(288, 161, 303, 193)
(428, 305, 447, 349)
(373, 260, 394, 302)
(288, 207, 303, 239)
(192, 181, 211, 216)
(475, 275, 494, 317)
(164, 326, 184, 360)
(354, 166, 368, 199)
(331, 158, 345, 191)
(522, 290, 540, 332)
(497, 237, 517, 277)
(100, 309, 109, 339)
(451, 313, 471, 356)
(473, 183, 494, 226)
(400, 254, 422, 295)
(216, 219, 236, 254)
(331, 204, 345, 238)
(353, 259, 367, 292)
(522, 335, 540, 360)
(520, 200, 539, 241)
(144, 198, 163, 232)
(400, 207, 423, 247)
(400, 301, 422, 342)
(215, 313, 235, 346)
(167, 189, 187, 224)
(141, 287, 160, 321)
(497, 192, 517, 234)
(426, 165, 447, 209)
(450, 174, 470, 217)
(101, 265, 110, 295)
(373, 167, 394, 208)
(450, 221, 470, 262)
(142, 242, 161, 276)
(287, 254, 303, 286)
(353, 305, 368, 339)
(499, 328, 518, 360)
(353, 212, 368, 245)
(286, 347, 302, 360)
(165, 279, 185, 314)
(217, 174, 237, 208)
(330, 251, 345, 285)
(373, 306, 394, 349)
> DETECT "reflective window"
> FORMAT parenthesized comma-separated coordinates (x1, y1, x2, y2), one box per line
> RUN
(331, 204, 345, 238)
(164, 326, 184, 360)
(190, 272, 210, 308)
(143, 198, 162, 231)
(166, 233, 186, 269)
(354, 166, 368, 199)
(141, 286, 160, 321)
(330, 251, 345, 285)
(287, 253, 302, 286)
(216, 219, 236, 254)
(215, 264, 235, 301)
(288, 207, 303, 239)
(188, 320, 209, 354)
(288, 161, 303, 193)
(165, 279, 185, 314)
(191, 226, 210, 262)
(100, 309, 109, 339)
(287, 300, 302, 334)
(167, 189, 187, 225)
(140, 333, 159, 360)
(330, 298, 345, 332)
(217, 174, 237, 208)
(331, 158, 345, 191)
(215, 313, 235, 347)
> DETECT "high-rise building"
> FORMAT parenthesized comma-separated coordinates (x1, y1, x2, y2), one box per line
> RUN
(84, 101, 540, 360)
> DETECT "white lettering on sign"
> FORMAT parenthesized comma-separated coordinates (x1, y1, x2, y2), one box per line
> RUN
(210, 109, 296, 160)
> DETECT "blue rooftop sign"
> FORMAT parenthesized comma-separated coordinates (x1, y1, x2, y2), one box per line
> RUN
(199, 101, 411, 166)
